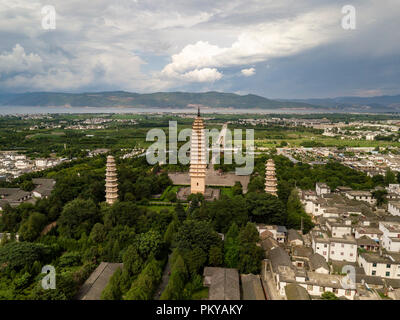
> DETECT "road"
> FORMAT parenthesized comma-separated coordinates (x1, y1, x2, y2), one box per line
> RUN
(153, 254, 172, 299)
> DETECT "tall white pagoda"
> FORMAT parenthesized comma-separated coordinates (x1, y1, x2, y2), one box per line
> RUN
(189, 108, 207, 194)
(105, 155, 118, 205)
(265, 159, 278, 196)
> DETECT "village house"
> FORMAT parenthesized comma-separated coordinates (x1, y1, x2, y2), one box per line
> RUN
(355, 227, 383, 243)
(308, 253, 330, 274)
(358, 252, 400, 279)
(388, 202, 400, 217)
(311, 230, 357, 263)
(203, 267, 240, 300)
(257, 224, 287, 243)
(380, 222, 400, 253)
(316, 183, 330, 197)
(287, 229, 304, 247)
(344, 190, 376, 206)
(0, 188, 32, 209)
(325, 219, 352, 238)
(32, 178, 56, 199)
(357, 236, 380, 252)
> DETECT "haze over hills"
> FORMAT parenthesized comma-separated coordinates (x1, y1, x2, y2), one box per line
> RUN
(0, 91, 400, 112)
(279, 95, 400, 112)
(0, 91, 316, 110)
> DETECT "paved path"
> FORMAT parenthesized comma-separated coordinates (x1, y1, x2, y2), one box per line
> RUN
(154, 254, 172, 300)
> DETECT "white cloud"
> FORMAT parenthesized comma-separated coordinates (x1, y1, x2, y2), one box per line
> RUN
(0, 44, 42, 75)
(0, 0, 399, 94)
(182, 68, 222, 82)
(241, 67, 255, 77)
(161, 7, 342, 80)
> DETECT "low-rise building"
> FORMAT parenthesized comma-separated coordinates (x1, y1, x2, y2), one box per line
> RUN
(309, 253, 330, 274)
(358, 252, 400, 279)
(357, 236, 379, 252)
(287, 229, 303, 247)
(345, 190, 376, 206)
(388, 202, 400, 217)
(379, 221, 400, 253)
(355, 227, 382, 242)
(311, 230, 357, 262)
(32, 178, 56, 199)
(316, 183, 330, 197)
(203, 267, 240, 300)
(257, 224, 287, 243)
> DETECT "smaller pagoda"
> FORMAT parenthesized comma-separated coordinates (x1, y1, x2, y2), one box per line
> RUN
(265, 159, 278, 196)
(105, 155, 118, 205)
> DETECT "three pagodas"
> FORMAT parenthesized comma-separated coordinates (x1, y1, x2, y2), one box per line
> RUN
(104, 110, 277, 202)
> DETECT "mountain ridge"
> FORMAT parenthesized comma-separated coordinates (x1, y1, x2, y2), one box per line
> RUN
(0, 91, 400, 111)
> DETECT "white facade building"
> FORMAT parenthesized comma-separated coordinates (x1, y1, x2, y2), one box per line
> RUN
(380, 222, 400, 253)
(311, 231, 357, 262)
(388, 202, 400, 216)
(358, 252, 400, 279)
(354, 227, 382, 243)
(316, 183, 330, 197)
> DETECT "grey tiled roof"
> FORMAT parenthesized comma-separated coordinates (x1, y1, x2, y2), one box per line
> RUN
(309, 253, 329, 271)
(203, 267, 240, 300)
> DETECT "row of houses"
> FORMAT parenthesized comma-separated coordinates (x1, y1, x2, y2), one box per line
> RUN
(0, 178, 55, 211)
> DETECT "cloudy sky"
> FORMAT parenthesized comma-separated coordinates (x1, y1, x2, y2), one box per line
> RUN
(0, 0, 399, 98)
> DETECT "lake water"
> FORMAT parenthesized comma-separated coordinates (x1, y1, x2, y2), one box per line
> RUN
(0, 105, 336, 115)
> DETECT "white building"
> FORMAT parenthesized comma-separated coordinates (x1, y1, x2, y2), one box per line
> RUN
(326, 220, 352, 238)
(329, 238, 357, 262)
(345, 191, 376, 206)
(388, 202, 400, 216)
(311, 231, 357, 262)
(316, 183, 330, 197)
(354, 227, 382, 243)
(380, 222, 400, 253)
(358, 252, 400, 279)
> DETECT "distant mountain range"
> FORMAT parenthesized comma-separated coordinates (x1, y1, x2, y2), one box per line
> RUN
(0, 91, 400, 112)
(279, 95, 400, 112)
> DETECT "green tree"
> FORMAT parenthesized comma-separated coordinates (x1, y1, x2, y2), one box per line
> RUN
(239, 222, 259, 244)
(372, 189, 388, 207)
(321, 291, 339, 300)
(245, 192, 286, 225)
(185, 246, 207, 276)
(385, 169, 397, 185)
(238, 243, 264, 274)
(101, 267, 122, 300)
(123, 245, 144, 277)
(175, 220, 221, 253)
(89, 223, 106, 243)
(286, 189, 314, 233)
(136, 230, 163, 260)
(20, 180, 35, 192)
(224, 223, 240, 268)
(18, 212, 47, 242)
(166, 190, 177, 202)
(175, 202, 186, 223)
(209, 246, 223, 266)
(58, 198, 100, 239)
(232, 181, 243, 196)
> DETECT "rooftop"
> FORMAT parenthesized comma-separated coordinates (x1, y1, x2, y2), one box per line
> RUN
(203, 267, 240, 300)
(240, 274, 265, 300)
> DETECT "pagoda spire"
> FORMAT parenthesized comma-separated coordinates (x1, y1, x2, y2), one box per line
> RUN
(105, 155, 118, 205)
(190, 110, 206, 194)
(265, 159, 278, 196)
